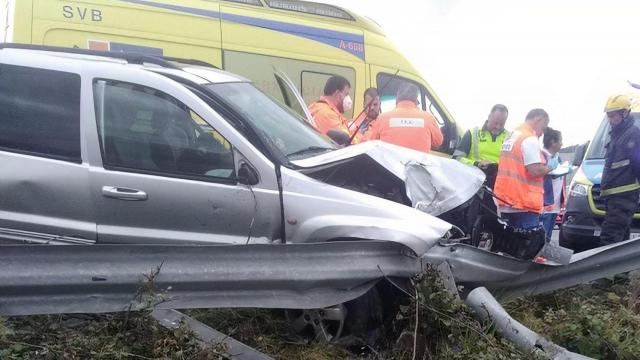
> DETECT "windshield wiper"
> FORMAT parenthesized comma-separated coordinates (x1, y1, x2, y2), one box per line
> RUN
(286, 146, 334, 158)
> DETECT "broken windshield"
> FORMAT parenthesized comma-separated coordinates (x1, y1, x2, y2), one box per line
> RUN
(205, 82, 337, 161)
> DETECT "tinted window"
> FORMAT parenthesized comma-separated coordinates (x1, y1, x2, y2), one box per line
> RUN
(0, 64, 81, 162)
(94, 80, 236, 181)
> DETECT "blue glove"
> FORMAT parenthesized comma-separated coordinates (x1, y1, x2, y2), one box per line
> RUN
(547, 155, 559, 171)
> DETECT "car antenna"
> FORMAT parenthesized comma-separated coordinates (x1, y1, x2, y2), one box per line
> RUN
(346, 69, 401, 145)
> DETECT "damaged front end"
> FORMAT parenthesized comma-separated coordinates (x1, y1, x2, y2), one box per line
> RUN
(284, 141, 487, 253)
(288, 141, 562, 263)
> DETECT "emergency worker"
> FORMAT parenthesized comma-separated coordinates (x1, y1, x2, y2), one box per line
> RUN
(309, 75, 360, 144)
(364, 83, 443, 153)
(454, 104, 509, 189)
(349, 87, 380, 135)
(494, 109, 558, 229)
(600, 94, 640, 245)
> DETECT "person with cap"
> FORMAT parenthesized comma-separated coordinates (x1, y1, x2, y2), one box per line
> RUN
(454, 104, 509, 189)
(599, 94, 640, 245)
(364, 82, 443, 153)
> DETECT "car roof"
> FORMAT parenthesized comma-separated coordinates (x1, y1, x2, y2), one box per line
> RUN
(0, 45, 248, 85)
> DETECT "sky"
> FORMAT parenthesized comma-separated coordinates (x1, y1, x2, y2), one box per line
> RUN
(322, 0, 640, 146)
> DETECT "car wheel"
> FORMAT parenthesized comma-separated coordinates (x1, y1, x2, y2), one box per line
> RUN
(285, 304, 347, 343)
(285, 285, 385, 345)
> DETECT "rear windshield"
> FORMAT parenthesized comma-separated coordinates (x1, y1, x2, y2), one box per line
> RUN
(585, 113, 640, 159)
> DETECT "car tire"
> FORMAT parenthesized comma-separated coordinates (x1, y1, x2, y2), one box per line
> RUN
(285, 280, 404, 346)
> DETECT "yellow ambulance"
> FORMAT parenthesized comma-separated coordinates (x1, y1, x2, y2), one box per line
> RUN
(1, 0, 460, 153)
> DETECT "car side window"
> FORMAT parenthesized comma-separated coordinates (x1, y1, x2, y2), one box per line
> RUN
(93, 80, 235, 181)
(0, 64, 81, 162)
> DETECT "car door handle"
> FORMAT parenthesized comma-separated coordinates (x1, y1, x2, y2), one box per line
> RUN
(102, 186, 148, 201)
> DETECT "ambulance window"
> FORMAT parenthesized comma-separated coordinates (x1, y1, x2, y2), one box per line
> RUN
(0, 64, 81, 162)
(377, 73, 445, 126)
(424, 98, 446, 126)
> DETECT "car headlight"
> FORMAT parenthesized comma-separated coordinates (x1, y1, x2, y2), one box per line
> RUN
(569, 183, 589, 197)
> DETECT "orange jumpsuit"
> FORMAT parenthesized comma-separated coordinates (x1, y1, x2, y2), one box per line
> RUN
(309, 97, 361, 144)
(364, 101, 443, 153)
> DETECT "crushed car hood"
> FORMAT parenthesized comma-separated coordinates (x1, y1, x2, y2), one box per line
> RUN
(292, 141, 486, 216)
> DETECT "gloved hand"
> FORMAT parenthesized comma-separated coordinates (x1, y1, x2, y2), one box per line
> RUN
(547, 155, 559, 171)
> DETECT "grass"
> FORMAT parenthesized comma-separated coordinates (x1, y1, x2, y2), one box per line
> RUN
(0, 311, 228, 359)
(3, 270, 640, 359)
(505, 274, 640, 359)
(184, 308, 357, 360)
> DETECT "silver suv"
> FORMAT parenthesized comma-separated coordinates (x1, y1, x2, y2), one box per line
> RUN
(0, 45, 476, 256)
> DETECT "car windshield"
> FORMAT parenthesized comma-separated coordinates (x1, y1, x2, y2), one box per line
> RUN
(205, 82, 336, 161)
(586, 113, 640, 159)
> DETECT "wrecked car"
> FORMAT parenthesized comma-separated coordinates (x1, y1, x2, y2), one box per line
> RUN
(0, 43, 489, 340)
(0, 44, 482, 254)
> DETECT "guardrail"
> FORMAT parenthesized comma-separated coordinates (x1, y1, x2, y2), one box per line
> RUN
(0, 241, 420, 316)
(424, 237, 640, 299)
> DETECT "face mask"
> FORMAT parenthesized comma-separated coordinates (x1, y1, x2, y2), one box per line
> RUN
(342, 94, 353, 113)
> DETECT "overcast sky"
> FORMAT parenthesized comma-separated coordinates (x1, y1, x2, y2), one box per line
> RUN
(323, 0, 640, 145)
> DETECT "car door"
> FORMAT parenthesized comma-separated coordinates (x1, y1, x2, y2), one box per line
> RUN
(273, 69, 316, 127)
(0, 63, 96, 244)
(89, 78, 280, 244)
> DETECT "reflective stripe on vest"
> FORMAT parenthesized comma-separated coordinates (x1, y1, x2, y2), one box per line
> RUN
(471, 127, 480, 161)
(460, 127, 507, 165)
(611, 159, 631, 170)
(494, 124, 544, 213)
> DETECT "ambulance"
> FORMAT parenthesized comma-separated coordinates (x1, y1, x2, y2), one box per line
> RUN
(0, 0, 460, 154)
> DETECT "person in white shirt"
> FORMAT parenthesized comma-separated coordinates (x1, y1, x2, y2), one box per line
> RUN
(540, 127, 565, 243)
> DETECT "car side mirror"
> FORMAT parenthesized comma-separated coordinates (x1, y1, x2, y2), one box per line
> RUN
(572, 141, 589, 167)
(237, 163, 259, 186)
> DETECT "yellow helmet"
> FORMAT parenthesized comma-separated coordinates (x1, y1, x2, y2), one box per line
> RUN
(604, 94, 632, 112)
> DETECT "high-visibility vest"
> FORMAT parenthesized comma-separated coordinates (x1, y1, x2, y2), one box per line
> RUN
(494, 123, 545, 213)
(457, 126, 508, 166)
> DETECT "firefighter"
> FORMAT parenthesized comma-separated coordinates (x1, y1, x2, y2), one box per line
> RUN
(364, 82, 443, 153)
(600, 94, 640, 245)
(454, 104, 509, 189)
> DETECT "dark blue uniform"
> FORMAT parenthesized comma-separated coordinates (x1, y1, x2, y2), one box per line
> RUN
(600, 116, 640, 245)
